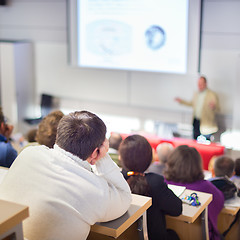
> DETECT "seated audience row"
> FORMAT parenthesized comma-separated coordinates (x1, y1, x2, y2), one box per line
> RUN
(1, 105, 239, 240)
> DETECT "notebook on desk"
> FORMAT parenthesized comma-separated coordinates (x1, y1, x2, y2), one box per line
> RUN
(168, 184, 186, 197)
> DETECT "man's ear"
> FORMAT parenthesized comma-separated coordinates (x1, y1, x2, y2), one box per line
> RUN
(86, 148, 99, 165)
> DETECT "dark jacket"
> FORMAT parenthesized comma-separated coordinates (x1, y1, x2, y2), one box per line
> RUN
(0, 134, 17, 168)
(122, 170, 182, 240)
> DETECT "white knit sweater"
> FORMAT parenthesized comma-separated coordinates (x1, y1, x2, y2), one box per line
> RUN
(0, 145, 131, 240)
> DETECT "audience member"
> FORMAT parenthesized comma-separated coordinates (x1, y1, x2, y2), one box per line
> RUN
(0, 110, 132, 240)
(0, 107, 17, 168)
(146, 142, 174, 175)
(109, 132, 122, 152)
(108, 132, 122, 166)
(212, 156, 234, 178)
(209, 156, 238, 200)
(35, 110, 64, 148)
(231, 158, 240, 189)
(26, 128, 37, 143)
(120, 134, 182, 240)
(164, 145, 224, 240)
(207, 155, 218, 178)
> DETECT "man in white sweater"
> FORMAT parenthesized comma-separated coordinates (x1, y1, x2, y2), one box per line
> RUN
(0, 111, 132, 240)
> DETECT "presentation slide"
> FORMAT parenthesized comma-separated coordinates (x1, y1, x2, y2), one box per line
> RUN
(77, 0, 189, 74)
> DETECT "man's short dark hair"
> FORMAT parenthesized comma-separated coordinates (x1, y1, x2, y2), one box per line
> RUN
(56, 111, 106, 160)
(109, 133, 122, 150)
(214, 156, 234, 178)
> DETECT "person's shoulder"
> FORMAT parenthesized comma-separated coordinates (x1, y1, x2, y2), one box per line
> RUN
(145, 172, 165, 186)
(20, 144, 49, 157)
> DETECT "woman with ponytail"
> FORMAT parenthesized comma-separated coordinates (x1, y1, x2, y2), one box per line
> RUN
(119, 134, 182, 240)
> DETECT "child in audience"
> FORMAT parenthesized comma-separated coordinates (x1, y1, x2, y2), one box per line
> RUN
(231, 158, 240, 189)
(211, 155, 235, 178)
(209, 155, 239, 200)
(119, 134, 182, 240)
(164, 145, 224, 240)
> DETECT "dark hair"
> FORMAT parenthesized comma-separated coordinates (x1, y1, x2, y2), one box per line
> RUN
(119, 134, 152, 196)
(214, 156, 234, 178)
(36, 110, 64, 148)
(234, 158, 240, 176)
(164, 145, 204, 183)
(56, 111, 106, 160)
(0, 107, 5, 124)
(109, 133, 122, 150)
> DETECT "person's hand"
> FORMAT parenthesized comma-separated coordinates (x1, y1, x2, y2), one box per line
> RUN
(175, 97, 182, 103)
(96, 138, 109, 161)
(209, 101, 216, 110)
(87, 138, 109, 165)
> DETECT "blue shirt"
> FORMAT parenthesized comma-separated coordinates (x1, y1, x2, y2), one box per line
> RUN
(0, 134, 18, 168)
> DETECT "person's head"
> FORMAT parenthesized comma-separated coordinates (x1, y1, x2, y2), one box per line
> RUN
(164, 145, 204, 183)
(119, 134, 152, 195)
(234, 158, 240, 176)
(156, 142, 174, 164)
(198, 76, 207, 92)
(119, 134, 152, 172)
(213, 156, 234, 178)
(56, 110, 107, 160)
(36, 110, 64, 148)
(208, 155, 217, 177)
(109, 133, 122, 151)
(27, 128, 37, 142)
(0, 107, 13, 139)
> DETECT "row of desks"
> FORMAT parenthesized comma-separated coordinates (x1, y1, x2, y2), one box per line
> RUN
(1, 166, 239, 240)
(1, 190, 213, 240)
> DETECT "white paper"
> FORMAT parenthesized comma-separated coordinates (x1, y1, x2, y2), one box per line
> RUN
(168, 184, 186, 197)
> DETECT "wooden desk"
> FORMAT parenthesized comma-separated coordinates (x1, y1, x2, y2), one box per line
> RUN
(218, 206, 240, 240)
(0, 200, 29, 240)
(166, 189, 212, 240)
(87, 194, 152, 240)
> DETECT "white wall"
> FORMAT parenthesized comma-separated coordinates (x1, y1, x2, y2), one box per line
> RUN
(0, 0, 239, 136)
